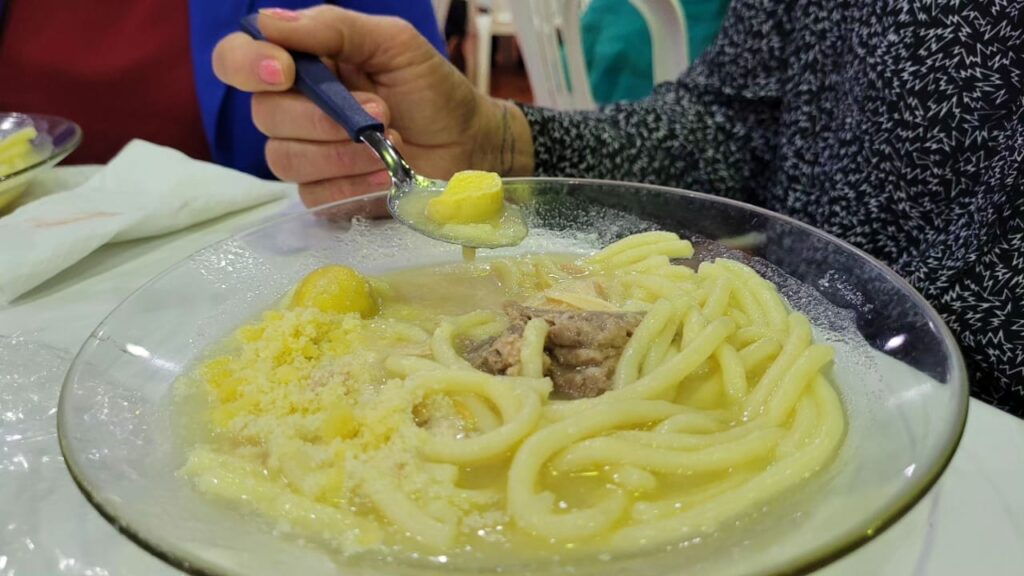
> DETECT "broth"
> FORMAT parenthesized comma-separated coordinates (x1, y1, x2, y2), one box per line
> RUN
(175, 232, 845, 567)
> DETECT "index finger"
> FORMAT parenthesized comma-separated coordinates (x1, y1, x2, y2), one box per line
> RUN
(212, 32, 297, 92)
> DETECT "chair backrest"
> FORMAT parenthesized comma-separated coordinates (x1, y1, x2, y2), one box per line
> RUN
(506, 0, 592, 110)
(431, 0, 453, 31)
(489, 0, 517, 32)
(507, 0, 688, 110)
(629, 0, 689, 83)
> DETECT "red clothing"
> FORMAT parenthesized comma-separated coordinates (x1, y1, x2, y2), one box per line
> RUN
(0, 0, 211, 164)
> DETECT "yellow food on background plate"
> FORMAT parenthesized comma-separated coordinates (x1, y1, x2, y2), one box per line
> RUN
(0, 121, 56, 210)
(0, 126, 44, 177)
(176, 231, 845, 564)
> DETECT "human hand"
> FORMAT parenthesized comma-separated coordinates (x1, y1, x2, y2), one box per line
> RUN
(212, 6, 533, 207)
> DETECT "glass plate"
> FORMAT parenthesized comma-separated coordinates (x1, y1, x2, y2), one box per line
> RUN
(58, 180, 968, 576)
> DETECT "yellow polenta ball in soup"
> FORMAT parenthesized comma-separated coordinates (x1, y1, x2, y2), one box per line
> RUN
(290, 265, 378, 318)
(426, 170, 504, 224)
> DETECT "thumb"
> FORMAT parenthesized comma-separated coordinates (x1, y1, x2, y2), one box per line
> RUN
(256, 6, 437, 73)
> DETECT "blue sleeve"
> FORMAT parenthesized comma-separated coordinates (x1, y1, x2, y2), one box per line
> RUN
(341, 0, 446, 54)
(191, 0, 446, 179)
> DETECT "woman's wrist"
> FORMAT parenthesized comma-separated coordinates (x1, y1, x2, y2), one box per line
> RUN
(471, 96, 535, 177)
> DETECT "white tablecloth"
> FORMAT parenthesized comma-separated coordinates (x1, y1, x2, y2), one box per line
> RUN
(1, 168, 1022, 575)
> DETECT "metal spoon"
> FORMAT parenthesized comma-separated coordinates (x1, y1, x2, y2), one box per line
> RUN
(240, 15, 527, 249)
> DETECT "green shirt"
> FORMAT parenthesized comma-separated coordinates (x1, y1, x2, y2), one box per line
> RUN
(581, 0, 730, 104)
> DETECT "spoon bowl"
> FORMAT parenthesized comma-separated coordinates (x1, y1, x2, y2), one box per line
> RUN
(363, 131, 529, 249)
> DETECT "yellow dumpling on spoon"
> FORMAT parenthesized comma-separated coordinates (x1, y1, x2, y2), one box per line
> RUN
(415, 170, 527, 257)
(392, 169, 528, 253)
(426, 171, 504, 224)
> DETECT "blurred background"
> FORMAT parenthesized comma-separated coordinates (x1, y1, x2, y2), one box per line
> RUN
(0, 0, 729, 176)
(441, 0, 729, 106)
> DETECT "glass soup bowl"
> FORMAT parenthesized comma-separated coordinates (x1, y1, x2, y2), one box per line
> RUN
(58, 179, 968, 576)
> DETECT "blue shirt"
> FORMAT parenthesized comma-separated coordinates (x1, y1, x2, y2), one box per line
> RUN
(187, 0, 445, 177)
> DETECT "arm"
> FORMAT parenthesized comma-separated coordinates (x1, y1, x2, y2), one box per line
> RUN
(211, 1, 785, 207)
(519, 0, 788, 203)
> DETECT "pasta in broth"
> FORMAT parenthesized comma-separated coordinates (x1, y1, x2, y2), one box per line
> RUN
(178, 231, 845, 562)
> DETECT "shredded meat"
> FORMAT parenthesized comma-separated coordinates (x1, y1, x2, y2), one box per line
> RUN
(466, 303, 642, 399)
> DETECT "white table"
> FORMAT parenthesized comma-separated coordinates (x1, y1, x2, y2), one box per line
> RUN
(1, 170, 1022, 575)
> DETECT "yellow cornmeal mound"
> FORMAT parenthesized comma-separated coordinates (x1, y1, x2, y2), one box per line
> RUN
(180, 266, 504, 552)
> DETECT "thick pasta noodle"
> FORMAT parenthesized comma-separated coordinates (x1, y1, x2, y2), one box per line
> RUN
(176, 231, 846, 562)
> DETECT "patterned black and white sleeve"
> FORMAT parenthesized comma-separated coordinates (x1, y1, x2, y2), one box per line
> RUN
(518, 0, 787, 204)
(515, 0, 1024, 416)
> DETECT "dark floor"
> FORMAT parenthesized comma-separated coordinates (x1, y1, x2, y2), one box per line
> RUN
(489, 58, 533, 103)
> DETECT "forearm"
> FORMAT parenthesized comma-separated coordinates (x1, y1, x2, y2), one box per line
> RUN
(515, 82, 780, 201)
(468, 77, 779, 201)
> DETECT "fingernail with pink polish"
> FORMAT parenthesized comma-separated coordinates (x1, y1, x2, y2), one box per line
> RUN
(259, 8, 302, 22)
(369, 171, 392, 187)
(257, 59, 285, 85)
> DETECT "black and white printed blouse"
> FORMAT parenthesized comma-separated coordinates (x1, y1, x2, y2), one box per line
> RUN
(520, 0, 1023, 417)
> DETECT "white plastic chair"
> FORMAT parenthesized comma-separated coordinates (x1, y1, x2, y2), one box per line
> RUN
(506, 0, 689, 110)
(630, 0, 689, 86)
(470, 0, 517, 95)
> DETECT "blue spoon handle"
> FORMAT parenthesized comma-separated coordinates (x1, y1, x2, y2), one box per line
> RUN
(239, 14, 383, 142)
